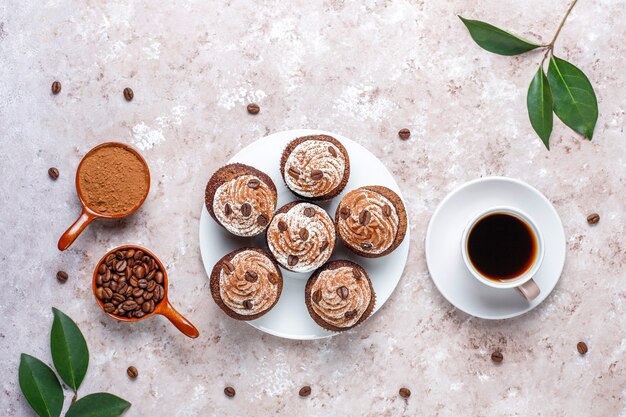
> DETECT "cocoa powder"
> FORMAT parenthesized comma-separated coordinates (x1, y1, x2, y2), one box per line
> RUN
(78, 145, 149, 214)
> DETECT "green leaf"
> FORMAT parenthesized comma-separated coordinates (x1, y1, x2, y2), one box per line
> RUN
(50, 308, 89, 391)
(547, 56, 598, 139)
(459, 16, 541, 56)
(18, 354, 64, 417)
(527, 65, 554, 149)
(66, 393, 131, 417)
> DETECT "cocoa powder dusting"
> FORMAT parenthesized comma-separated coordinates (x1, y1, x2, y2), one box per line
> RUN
(78, 145, 149, 214)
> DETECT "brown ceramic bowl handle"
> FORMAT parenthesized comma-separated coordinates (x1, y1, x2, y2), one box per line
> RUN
(58, 209, 96, 251)
(159, 302, 199, 338)
(515, 278, 541, 301)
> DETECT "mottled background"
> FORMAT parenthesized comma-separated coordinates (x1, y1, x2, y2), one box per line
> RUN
(0, 0, 624, 416)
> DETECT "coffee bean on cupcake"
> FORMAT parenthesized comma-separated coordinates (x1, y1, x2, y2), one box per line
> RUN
(210, 248, 283, 320)
(205, 163, 277, 237)
(280, 135, 350, 200)
(335, 186, 407, 257)
(267, 202, 336, 273)
(305, 260, 375, 332)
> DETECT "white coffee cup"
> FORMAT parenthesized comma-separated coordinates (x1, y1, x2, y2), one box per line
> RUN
(461, 206, 543, 301)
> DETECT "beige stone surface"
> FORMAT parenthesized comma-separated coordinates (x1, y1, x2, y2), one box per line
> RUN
(1, 0, 624, 416)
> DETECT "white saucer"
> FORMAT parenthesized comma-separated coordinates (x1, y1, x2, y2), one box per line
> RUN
(425, 177, 566, 319)
(199, 129, 410, 339)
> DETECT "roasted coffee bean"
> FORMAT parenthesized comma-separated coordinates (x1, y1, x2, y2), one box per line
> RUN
(288, 167, 301, 178)
(243, 300, 253, 309)
(340, 207, 351, 220)
(146, 280, 156, 292)
(247, 179, 260, 189)
(51, 80, 62, 94)
(587, 213, 600, 225)
(98, 264, 106, 274)
(117, 282, 128, 295)
(134, 265, 146, 279)
(224, 386, 236, 398)
(125, 287, 134, 297)
(359, 210, 371, 226)
(56, 270, 68, 283)
(241, 203, 252, 217)
(267, 273, 278, 285)
(126, 249, 135, 259)
(155, 271, 164, 284)
(102, 287, 113, 299)
(154, 285, 164, 301)
(303, 207, 315, 217)
(337, 286, 349, 300)
(103, 269, 112, 282)
(96, 275, 103, 286)
(577, 341, 588, 355)
(319, 240, 329, 252)
(244, 270, 258, 283)
(312, 289, 322, 304)
(352, 269, 361, 280)
(360, 242, 374, 250)
(103, 303, 115, 313)
(110, 281, 118, 292)
(132, 288, 144, 297)
(491, 351, 504, 363)
(224, 203, 232, 216)
(143, 291, 154, 300)
(382, 205, 392, 217)
(288, 255, 299, 266)
(95, 287, 105, 300)
(48, 167, 60, 180)
(142, 300, 155, 314)
(398, 128, 411, 140)
(123, 87, 134, 101)
(344, 309, 357, 319)
(121, 300, 138, 311)
(106, 253, 116, 264)
(328, 146, 337, 157)
(134, 310, 146, 318)
(310, 169, 323, 181)
(129, 277, 138, 287)
(278, 220, 288, 232)
(222, 261, 235, 274)
(145, 269, 156, 281)
(137, 279, 148, 289)
(134, 297, 145, 306)
(116, 251, 125, 260)
(127, 366, 138, 378)
(399, 387, 411, 398)
(247, 103, 260, 114)
(112, 293, 125, 303)
(132, 250, 142, 261)
(115, 260, 127, 272)
(257, 214, 268, 226)
(299, 386, 311, 397)
(299, 228, 309, 241)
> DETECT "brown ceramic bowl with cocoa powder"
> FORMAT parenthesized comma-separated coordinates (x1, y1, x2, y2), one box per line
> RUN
(58, 142, 150, 251)
(92, 245, 199, 338)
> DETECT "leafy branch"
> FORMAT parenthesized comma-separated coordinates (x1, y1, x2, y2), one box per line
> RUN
(459, 0, 598, 150)
(18, 308, 131, 417)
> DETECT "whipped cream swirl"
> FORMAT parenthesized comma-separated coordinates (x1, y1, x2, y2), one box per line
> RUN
(219, 250, 280, 316)
(213, 174, 276, 236)
(310, 266, 372, 328)
(337, 188, 399, 254)
(284, 139, 346, 198)
(267, 203, 335, 273)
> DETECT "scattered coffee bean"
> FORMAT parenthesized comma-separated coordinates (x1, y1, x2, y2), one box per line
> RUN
(287, 255, 299, 267)
(247, 103, 260, 114)
(224, 203, 232, 216)
(267, 273, 278, 285)
(48, 167, 60, 180)
(299, 386, 311, 397)
(247, 179, 260, 189)
(224, 386, 236, 397)
(359, 209, 371, 226)
(320, 240, 329, 252)
(328, 146, 337, 157)
(299, 228, 309, 241)
(398, 128, 411, 140)
(244, 270, 258, 283)
(51, 81, 62, 95)
(340, 207, 351, 220)
(241, 203, 252, 217)
(95, 248, 165, 319)
(312, 290, 322, 304)
(587, 213, 600, 225)
(360, 242, 374, 250)
(278, 220, 288, 232)
(337, 286, 349, 300)
(310, 169, 323, 181)
(491, 351, 504, 363)
(303, 207, 315, 217)
(243, 300, 253, 309)
(382, 205, 392, 217)
(126, 366, 138, 379)
(399, 387, 411, 398)
(56, 270, 68, 283)
(257, 214, 268, 226)
(344, 309, 357, 319)
(123, 87, 134, 101)
(577, 341, 588, 355)
(222, 261, 235, 275)
(288, 166, 300, 178)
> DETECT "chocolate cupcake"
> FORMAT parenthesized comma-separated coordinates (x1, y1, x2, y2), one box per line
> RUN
(335, 186, 407, 258)
(205, 163, 277, 237)
(280, 135, 350, 200)
(266, 202, 336, 273)
(210, 248, 283, 320)
(305, 260, 375, 332)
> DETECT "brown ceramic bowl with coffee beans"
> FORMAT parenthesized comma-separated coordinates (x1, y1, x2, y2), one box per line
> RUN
(58, 142, 151, 251)
(92, 245, 199, 338)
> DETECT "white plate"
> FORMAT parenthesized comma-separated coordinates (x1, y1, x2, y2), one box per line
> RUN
(199, 129, 410, 339)
(425, 177, 566, 319)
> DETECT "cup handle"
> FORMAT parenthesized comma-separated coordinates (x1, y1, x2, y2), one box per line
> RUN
(159, 302, 200, 339)
(515, 278, 540, 301)
(58, 209, 96, 251)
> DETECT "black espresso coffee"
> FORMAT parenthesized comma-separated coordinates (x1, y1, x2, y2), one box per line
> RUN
(467, 213, 537, 281)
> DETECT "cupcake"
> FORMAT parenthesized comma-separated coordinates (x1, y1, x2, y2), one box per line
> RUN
(266, 202, 336, 273)
(305, 260, 375, 332)
(210, 248, 283, 320)
(280, 135, 350, 200)
(335, 186, 407, 258)
(205, 163, 277, 237)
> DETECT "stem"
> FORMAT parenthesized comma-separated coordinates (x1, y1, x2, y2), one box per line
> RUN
(71, 390, 77, 404)
(546, 0, 579, 54)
